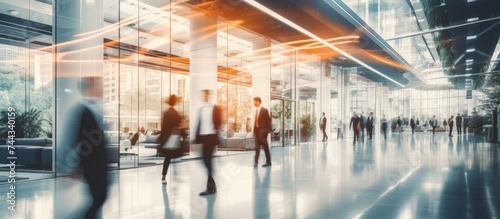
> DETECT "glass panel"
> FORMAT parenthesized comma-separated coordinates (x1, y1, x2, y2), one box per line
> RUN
(270, 99, 283, 147)
(0, 0, 54, 180)
(271, 44, 293, 99)
(284, 101, 296, 145)
(299, 101, 315, 142)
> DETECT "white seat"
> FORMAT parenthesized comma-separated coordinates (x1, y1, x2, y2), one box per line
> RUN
(120, 139, 131, 151)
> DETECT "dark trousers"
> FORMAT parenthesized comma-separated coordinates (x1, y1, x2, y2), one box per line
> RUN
(353, 130, 360, 144)
(321, 126, 328, 141)
(84, 175, 108, 219)
(449, 126, 453, 136)
(367, 125, 373, 139)
(161, 147, 185, 176)
(199, 134, 217, 190)
(457, 125, 462, 135)
(162, 155, 173, 176)
(254, 128, 271, 164)
(337, 128, 343, 139)
(432, 126, 436, 134)
(381, 125, 387, 139)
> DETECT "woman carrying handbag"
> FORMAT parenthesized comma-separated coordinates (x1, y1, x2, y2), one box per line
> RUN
(157, 95, 188, 185)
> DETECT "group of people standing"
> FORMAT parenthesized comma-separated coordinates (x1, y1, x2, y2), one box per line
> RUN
(349, 111, 375, 144)
(344, 112, 467, 144)
(429, 114, 464, 137)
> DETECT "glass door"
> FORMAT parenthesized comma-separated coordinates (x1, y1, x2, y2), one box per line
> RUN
(270, 99, 283, 147)
(299, 101, 316, 143)
(271, 99, 296, 146)
(284, 100, 296, 146)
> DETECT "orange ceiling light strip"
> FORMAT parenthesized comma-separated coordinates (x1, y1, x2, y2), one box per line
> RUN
(243, 0, 405, 87)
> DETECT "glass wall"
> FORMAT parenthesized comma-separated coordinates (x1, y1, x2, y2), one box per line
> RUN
(0, 0, 53, 180)
(0, 0, 400, 182)
(389, 87, 479, 130)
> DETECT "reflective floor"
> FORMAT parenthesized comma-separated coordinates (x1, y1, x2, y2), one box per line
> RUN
(1, 132, 499, 219)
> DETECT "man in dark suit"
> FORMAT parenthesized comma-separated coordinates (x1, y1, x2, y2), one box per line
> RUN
(253, 96, 272, 168)
(431, 115, 437, 134)
(76, 77, 109, 219)
(366, 112, 374, 139)
(194, 90, 222, 196)
(350, 112, 361, 144)
(456, 113, 462, 135)
(319, 112, 328, 141)
(410, 116, 416, 134)
(360, 111, 367, 140)
(448, 115, 454, 137)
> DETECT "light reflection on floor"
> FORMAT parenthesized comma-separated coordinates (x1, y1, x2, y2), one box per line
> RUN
(0, 132, 499, 219)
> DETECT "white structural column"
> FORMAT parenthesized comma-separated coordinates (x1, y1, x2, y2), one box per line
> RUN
(54, 0, 103, 176)
(340, 68, 351, 146)
(189, 13, 218, 135)
(252, 38, 271, 109)
(318, 62, 331, 140)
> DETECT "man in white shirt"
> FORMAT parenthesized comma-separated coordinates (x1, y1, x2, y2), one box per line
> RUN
(194, 90, 222, 196)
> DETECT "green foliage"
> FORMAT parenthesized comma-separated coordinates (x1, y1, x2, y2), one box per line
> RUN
(300, 114, 313, 141)
(0, 108, 44, 138)
(390, 117, 398, 130)
(467, 111, 490, 134)
(0, 69, 26, 110)
(17, 108, 45, 138)
(271, 102, 281, 119)
(479, 72, 500, 112)
(42, 112, 53, 138)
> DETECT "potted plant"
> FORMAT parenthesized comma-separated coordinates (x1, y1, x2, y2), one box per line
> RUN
(300, 114, 313, 141)
(467, 112, 487, 135)
(390, 117, 398, 132)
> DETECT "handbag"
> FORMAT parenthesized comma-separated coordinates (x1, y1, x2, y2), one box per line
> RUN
(162, 128, 181, 150)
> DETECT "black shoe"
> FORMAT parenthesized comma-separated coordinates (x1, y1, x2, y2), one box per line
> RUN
(253, 163, 258, 169)
(262, 163, 271, 167)
(199, 188, 216, 196)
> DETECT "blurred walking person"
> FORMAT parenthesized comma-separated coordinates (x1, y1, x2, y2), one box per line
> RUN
(456, 113, 462, 135)
(194, 90, 222, 196)
(448, 116, 454, 137)
(157, 95, 187, 185)
(350, 112, 361, 144)
(380, 115, 388, 140)
(75, 77, 109, 219)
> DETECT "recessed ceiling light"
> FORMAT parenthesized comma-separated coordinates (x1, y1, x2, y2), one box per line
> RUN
(466, 59, 473, 62)
(466, 48, 475, 52)
(467, 35, 477, 40)
(466, 68, 472, 71)
(467, 17, 479, 22)
(467, 0, 476, 2)
(8, 10, 19, 16)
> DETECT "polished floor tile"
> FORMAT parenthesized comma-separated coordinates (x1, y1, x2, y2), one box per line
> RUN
(1, 132, 499, 219)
